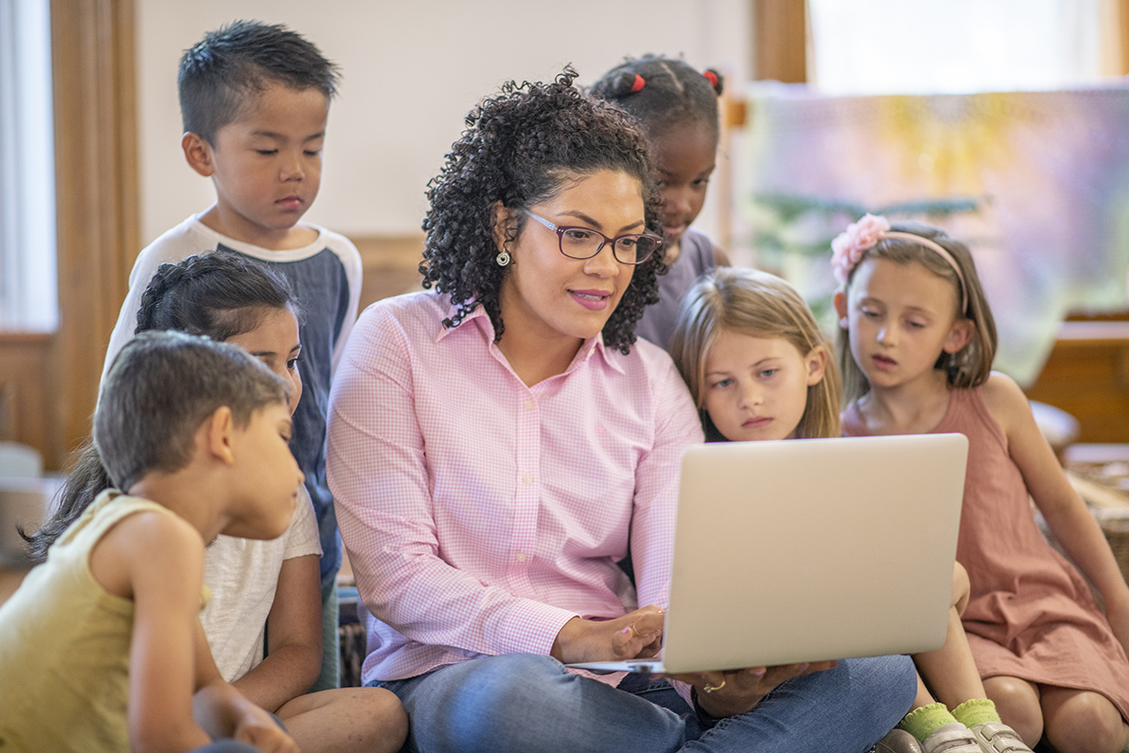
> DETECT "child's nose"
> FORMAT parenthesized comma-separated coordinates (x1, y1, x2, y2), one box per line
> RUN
(279, 153, 305, 180)
(664, 187, 692, 217)
(739, 383, 763, 408)
(878, 325, 897, 345)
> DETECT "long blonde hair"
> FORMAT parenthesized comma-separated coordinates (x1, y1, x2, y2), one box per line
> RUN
(836, 220, 997, 405)
(670, 267, 841, 440)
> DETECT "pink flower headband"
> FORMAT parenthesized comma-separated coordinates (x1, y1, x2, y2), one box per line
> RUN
(830, 214, 968, 314)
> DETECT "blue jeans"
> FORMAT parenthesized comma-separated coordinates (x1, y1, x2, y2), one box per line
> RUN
(373, 653, 915, 753)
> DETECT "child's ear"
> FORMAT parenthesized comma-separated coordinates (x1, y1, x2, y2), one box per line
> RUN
(182, 132, 216, 178)
(832, 291, 849, 330)
(490, 201, 516, 253)
(202, 406, 236, 465)
(943, 319, 974, 354)
(805, 345, 830, 386)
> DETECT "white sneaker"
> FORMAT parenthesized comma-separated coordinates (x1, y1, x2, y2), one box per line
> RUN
(921, 723, 983, 753)
(967, 721, 1035, 753)
(869, 728, 924, 753)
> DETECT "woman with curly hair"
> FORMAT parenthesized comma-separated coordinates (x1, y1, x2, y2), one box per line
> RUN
(326, 69, 915, 752)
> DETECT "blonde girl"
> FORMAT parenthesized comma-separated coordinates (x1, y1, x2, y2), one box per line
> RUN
(834, 214, 1129, 753)
(671, 265, 1033, 753)
(670, 266, 838, 443)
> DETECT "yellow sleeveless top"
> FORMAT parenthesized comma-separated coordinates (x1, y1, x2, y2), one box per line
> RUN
(0, 490, 207, 752)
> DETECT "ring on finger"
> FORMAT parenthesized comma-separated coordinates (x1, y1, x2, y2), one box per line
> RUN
(702, 678, 726, 693)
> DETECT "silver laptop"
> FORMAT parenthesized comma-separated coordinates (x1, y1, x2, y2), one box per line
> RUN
(570, 433, 968, 674)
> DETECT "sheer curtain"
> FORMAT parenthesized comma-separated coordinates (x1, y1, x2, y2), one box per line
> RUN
(0, 0, 56, 332)
(807, 0, 1113, 96)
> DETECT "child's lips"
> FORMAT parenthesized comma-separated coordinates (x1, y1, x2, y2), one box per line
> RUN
(743, 416, 772, 429)
(872, 354, 897, 370)
(277, 196, 304, 211)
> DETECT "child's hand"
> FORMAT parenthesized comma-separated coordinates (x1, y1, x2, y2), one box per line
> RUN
(666, 660, 838, 719)
(233, 706, 300, 753)
(551, 605, 665, 664)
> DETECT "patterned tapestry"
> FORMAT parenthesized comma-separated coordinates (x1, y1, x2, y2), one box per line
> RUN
(742, 81, 1129, 385)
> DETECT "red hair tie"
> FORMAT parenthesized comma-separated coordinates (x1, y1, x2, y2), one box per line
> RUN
(703, 70, 719, 90)
(631, 74, 645, 93)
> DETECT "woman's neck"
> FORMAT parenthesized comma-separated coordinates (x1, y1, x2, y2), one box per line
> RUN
(496, 326, 584, 387)
(856, 369, 952, 435)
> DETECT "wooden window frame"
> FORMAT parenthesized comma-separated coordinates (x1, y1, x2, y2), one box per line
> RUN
(0, 0, 137, 469)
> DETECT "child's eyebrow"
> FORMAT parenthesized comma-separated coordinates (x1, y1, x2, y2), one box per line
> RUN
(706, 356, 783, 376)
(862, 296, 937, 316)
(249, 129, 326, 142)
(658, 165, 716, 179)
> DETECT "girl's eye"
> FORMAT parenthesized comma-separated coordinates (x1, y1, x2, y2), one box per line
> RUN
(255, 149, 278, 156)
(758, 369, 778, 378)
(907, 319, 927, 329)
(287, 357, 300, 370)
(710, 378, 733, 389)
(304, 149, 321, 157)
(692, 178, 710, 187)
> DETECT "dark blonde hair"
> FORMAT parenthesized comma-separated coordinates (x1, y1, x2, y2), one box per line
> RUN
(670, 267, 841, 440)
(836, 220, 997, 404)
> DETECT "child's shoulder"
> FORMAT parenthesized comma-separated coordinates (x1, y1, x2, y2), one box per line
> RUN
(978, 371, 1026, 410)
(976, 371, 1031, 437)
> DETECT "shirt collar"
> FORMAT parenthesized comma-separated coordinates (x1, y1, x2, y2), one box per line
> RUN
(435, 298, 627, 376)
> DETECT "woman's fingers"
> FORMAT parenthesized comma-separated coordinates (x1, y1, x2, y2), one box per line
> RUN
(610, 606, 665, 659)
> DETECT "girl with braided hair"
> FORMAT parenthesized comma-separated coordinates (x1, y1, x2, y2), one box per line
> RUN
(590, 55, 731, 351)
(25, 250, 407, 753)
(327, 69, 915, 753)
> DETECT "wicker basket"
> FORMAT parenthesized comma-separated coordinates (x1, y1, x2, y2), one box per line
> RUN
(1065, 463, 1129, 584)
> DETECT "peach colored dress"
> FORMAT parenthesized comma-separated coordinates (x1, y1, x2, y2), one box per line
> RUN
(844, 387, 1129, 718)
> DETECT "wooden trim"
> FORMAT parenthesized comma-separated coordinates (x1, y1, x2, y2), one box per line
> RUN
(348, 234, 426, 310)
(753, 0, 807, 83)
(45, 0, 138, 468)
(1121, 0, 1129, 75)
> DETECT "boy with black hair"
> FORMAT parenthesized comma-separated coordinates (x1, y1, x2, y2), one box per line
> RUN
(102, 19, 361, 694)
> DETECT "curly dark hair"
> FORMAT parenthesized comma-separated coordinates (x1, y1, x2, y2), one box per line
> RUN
(419, 67, 665, 354)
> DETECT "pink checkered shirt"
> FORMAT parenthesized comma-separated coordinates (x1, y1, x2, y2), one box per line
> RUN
(327, 291, 703, 683)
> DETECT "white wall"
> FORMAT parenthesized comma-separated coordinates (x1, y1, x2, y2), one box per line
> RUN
(136, 0, 750, 246)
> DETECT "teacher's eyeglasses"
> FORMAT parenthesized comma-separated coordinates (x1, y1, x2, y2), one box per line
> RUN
(524, 210, 660, 266)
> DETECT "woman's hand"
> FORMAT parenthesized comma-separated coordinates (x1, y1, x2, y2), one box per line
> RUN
(666, 660, 838, 719)
(550, 605, 665, 664)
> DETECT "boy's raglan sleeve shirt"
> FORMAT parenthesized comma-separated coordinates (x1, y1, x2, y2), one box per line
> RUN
(320, 229, 364, 376)
(100, 216, 214, 388)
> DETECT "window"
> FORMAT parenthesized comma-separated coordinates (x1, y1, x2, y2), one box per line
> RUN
(807, 0, 1115, 96)
(0, 0, 56, 331)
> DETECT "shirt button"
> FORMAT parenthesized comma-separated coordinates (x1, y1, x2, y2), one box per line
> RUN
(516, 552, 527, 562)
(524, 399, 534, 410)
(522, 475, 534, 485)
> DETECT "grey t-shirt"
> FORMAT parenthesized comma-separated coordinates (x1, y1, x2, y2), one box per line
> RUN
(634, 229, 717, 351)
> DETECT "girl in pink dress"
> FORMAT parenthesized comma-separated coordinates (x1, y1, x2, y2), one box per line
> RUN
(834, 214, 1129, 753)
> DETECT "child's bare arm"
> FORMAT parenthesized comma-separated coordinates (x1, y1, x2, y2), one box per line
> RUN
(230, 553, 322, 711)
(984, 373, 1129, 644)
(103, 510, 214, 752)
(193, 620, 299, 753)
